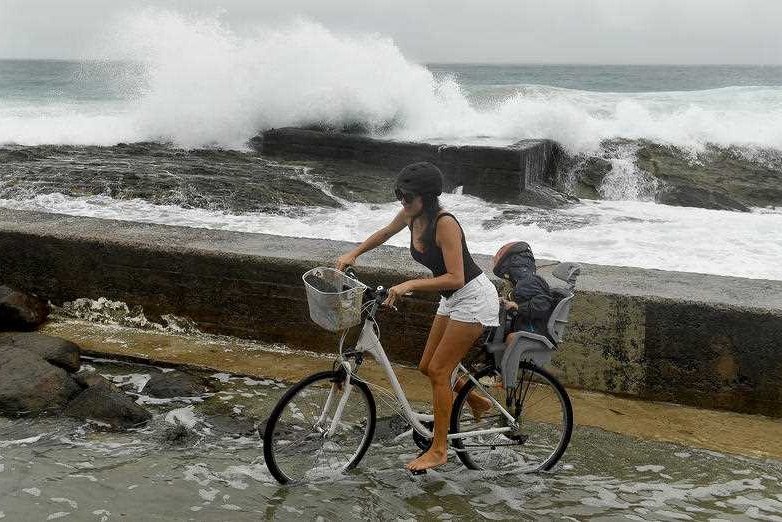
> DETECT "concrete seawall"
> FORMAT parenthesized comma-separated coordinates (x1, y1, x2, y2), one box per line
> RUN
(1, 209, 781, 417)
(252, 128, 558, 204)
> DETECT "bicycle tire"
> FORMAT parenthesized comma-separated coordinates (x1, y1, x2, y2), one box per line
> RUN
(263, 370, 376, 484)
(450, 363, 573, 473)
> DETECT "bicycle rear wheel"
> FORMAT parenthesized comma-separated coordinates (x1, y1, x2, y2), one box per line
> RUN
(263, 370, 376, 484)
(450, 363, 573, 473)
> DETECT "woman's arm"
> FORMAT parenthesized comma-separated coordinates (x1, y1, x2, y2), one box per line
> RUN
(336, 210, 407, 270)
(383, 215, 466, 306)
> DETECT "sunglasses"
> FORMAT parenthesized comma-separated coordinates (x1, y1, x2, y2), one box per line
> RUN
(395, 189, 417, 204)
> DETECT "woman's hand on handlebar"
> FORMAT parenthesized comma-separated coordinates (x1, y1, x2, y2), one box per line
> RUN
(383, 281, 413, 308)
(336, 253, 357, 272)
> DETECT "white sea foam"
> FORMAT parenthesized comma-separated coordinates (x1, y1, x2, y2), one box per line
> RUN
(50, 499, 78, 510)
(108, 373, 152, 393)
(2, 191, 781, 280)
(0, 435, 44, 448)
(105, 11, 782, 154)
(211, 373, 232, 384)
(165, 406, 200, 429)
(1, 10, 781, 156)
(102, 10, 439, 150)
(0, 101, 143, 146)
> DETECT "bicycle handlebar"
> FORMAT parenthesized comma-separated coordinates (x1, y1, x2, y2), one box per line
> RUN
(343, 265, 394, 310)
(344, 266, 358, 280)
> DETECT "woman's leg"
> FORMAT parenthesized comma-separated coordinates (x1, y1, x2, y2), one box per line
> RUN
(407, 318, 484, 471)
(454, 375, 494, 420)
(417, 314, 450, 376)
(422, 315, 490, 420)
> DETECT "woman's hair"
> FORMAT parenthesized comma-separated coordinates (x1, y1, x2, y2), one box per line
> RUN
(416, 193, 442, 250)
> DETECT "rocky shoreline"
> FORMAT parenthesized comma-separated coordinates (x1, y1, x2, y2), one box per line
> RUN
(0, 134, 779, 215)
(0, 285, 230, 431)
(561, 138, 782, 211)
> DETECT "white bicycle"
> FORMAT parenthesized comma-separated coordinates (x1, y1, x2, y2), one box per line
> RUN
(263, 264, 580, 484)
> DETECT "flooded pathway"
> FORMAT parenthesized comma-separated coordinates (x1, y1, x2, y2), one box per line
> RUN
(2, 356, 782, 521)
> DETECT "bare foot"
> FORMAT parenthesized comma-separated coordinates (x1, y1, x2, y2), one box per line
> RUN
(468, 395, 493, 423)
(406, 448, 447, 472)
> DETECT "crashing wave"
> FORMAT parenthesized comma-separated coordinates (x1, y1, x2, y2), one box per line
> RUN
(1, 10, 781, 158)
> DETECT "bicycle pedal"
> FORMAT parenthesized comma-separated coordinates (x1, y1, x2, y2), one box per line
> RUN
(508, 432, 529, 444)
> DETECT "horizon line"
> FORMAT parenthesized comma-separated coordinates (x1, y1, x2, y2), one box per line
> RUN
(1, 57, 781, 67)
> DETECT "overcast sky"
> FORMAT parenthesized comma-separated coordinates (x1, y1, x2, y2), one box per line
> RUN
(1, 0, 781, 64)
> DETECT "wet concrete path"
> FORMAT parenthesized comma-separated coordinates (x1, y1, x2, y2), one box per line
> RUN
(1, 356, 781, 521)
(2, 317, 782, 520)
(41, 317, 782, 461)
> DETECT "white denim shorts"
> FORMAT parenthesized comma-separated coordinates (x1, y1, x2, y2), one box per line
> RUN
(436, 273, 500, 327)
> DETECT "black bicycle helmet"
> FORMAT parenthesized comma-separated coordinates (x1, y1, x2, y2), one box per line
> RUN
(394, 162, 443, 197)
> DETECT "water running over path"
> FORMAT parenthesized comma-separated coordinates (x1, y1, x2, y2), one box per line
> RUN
(1, 356, 781, 521)
(3, 318, 780, 520)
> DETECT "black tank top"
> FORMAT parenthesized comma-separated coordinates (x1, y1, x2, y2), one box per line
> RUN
(409, 212, 483, 298)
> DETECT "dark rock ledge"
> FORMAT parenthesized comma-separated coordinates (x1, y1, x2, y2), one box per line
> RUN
(0, 285, 151, 429)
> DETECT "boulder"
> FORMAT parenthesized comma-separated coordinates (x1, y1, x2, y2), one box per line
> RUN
(573, 157, 613, 198)
(636, 142, 782, 211)
(556, 139, 782, 211)
(656, 184, 749, 212)
(0, 346, 81, 416)
(554, 153, 612, 200)
(0, 332, 81, 372)
(0, 286, 50, 331)
(64, 373, 152, 429)
(72, 371, 110, 388)
(141, 371, 213, 398)
(517, 183, 579, 209)
(0, 143, 342, 214)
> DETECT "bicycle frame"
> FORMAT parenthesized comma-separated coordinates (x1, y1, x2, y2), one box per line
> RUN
(322, 290, 520, 444)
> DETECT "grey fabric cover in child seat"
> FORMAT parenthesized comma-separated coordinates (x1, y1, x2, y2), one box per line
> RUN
(511, 273, 555, 331)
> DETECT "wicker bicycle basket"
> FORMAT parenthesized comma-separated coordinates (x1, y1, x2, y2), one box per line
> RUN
(302, 267, 368, 332)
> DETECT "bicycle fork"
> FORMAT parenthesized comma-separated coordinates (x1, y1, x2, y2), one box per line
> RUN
(315, 361, 354, 438)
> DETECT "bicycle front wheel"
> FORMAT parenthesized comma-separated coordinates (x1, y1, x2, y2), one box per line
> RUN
(450, 363, 573, 473)
(263, 370, 376, 484)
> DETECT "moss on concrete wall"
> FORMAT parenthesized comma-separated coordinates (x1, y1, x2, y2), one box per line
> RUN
(1, 209, 780, 416)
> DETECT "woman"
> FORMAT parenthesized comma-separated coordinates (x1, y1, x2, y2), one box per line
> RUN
(336, 162, 500, 472)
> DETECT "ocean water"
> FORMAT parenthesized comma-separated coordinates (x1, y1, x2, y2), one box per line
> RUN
(0, 13, 781, 279)
(2, 57, 782, 153)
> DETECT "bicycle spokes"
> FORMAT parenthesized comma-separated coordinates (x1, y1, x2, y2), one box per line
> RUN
(450, 364, 573, 473)
(263, 372, 376, 484)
